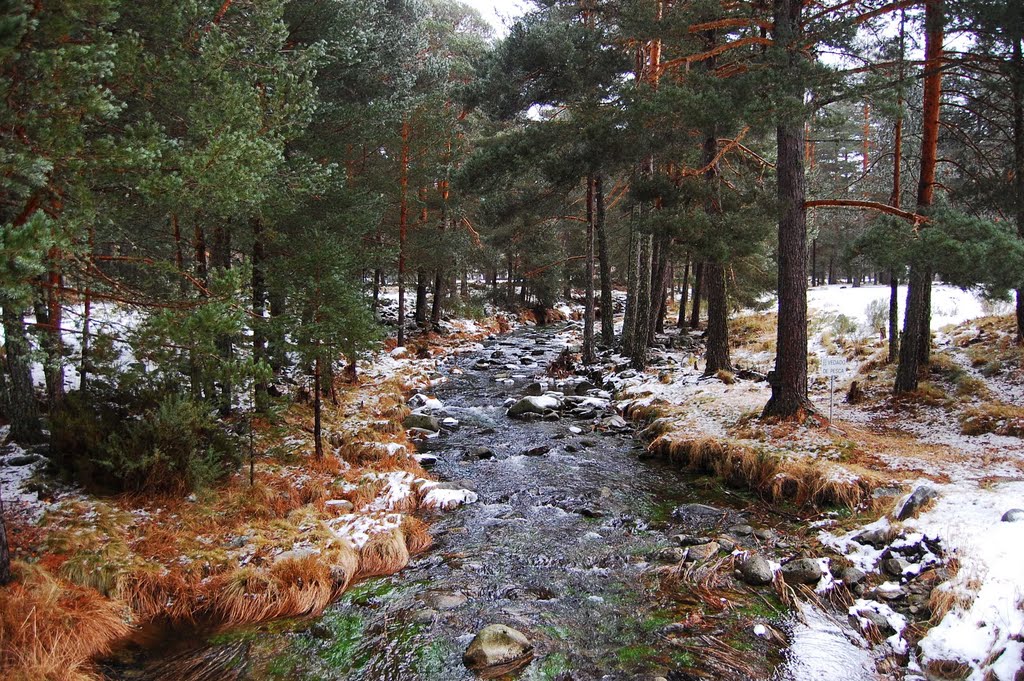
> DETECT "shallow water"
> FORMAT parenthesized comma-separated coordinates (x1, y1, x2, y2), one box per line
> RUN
(105, 325, 882, 681)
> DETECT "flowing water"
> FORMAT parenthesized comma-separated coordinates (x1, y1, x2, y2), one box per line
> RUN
(105, 325, 881, 681)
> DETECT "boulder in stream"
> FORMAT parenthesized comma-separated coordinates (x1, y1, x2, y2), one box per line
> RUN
(507, 395, 561, 417)
(403, 412, 440, 432)
(463, 624, 534, 675)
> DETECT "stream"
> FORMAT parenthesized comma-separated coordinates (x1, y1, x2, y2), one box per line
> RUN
(105, 324, 881, 681)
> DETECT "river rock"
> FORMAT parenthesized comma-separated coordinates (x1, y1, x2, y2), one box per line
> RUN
(781, 558, 823, 585)
(686, 542, 720, 562)
(894, 485, 938, 520)
(855, 528, 889, 549)
(600, 415, 628, 430)
(403, 412, 440, 432)
(508, 395, 561, 417)
(738, 555, 774, 586)
(467, 446, 496, 460)
(523, 381, 545, 396)
(575, 381, 598, 396)
(422, 591, 468, 611)
(521, 445, 551, 457)
(839, 567, 867, 586)
(673, 534, 713, 547)
(463, 624, 534, 673)
(658, 547, 688, 563)
(728, 524, 754, 537)
(6, 453, 40, 466)
(1000, 508, 1024, 522)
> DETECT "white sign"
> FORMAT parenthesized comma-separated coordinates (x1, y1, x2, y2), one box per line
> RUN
(820, 355, 848, 377)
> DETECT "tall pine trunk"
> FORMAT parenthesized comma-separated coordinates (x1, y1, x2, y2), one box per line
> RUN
(763, 0, 812, 418)
(2, 305, 42, 443)
(431, 270, 444, 326)
(621, 220, 641, 356)
(43, 247, 64, 407)
(896, 0, 943, 393)
(702, 119, 731, 375)
(252, 216, 268, 413)
(397, 119, 410, 347)
(677, 257, 690, 328)
(888, 14, 905, 364)
(689, 262, 704, 329)
(583, 175, 596, 363)
(1013, 28, 1024, 344)
(313, 354, 323, 459)
(631, 232, 652, 370)
(595, 175, 614, 346)
(415, 269, 428, 325)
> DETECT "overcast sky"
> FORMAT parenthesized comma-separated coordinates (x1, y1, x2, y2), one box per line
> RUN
(462, 0, 530, 36)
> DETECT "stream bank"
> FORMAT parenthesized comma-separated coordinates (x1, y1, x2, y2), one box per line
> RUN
(103, 323, 891, 681)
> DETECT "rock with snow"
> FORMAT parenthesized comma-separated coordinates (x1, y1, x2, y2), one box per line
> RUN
(781, 558, 824, 585)
(507, 395, 561, 417)
(325, 499, 355, 512)
(414, 453, 438, 468)
(739, 554, 774, 586)
(854, 527, 889, 549)
(1000, 508, 1024, 522)
(403, 412, 441, 432)
(894, 485, 938, 520)
(466, 446, 495, 460)
(419, 482, 478, 509)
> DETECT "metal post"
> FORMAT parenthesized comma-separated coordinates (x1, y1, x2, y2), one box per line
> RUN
(829, 376, 834, 424)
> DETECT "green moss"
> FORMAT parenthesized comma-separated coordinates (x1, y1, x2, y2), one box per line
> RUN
(317, 609, 366, 671)
(414, 640, 452, 679)
(525, 652, 572, 680)
(616, 644, 657, 667)
(671, 650, 697, 667)
(640, 612, 675, 634)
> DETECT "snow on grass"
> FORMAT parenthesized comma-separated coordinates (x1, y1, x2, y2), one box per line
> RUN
(909, 481, 1024, 679)
(326, 512, 403, 549)
(807, 284, 989, 334)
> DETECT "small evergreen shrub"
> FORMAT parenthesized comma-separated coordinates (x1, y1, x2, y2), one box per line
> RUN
(51, 393, 238, 494)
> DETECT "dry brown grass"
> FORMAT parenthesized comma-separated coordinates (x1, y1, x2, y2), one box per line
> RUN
(960, 402, 1024, 437)
(5, 317, 502, 675)
(357, 528, 411, 578)
(0, 562, 130, 681)
(649, 434, 880, 509)
(729, 313, 778, 353)
(401, 516, 433, 555)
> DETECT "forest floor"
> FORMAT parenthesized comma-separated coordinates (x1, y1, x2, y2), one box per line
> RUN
(2, 285, 1022, 681)
(0, 311, 519, 681)
(619, 284, 1023, 680)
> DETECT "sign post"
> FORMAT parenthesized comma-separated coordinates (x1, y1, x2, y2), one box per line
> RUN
(819, 355, 848, 424)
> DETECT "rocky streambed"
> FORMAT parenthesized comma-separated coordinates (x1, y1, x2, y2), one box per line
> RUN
(105, 324, 933, 680)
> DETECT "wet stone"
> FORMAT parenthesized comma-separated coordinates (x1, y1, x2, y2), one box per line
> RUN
(422, 591, 468, 611)
(673, 534, 713, 547)
(463, 624, 534, 673)
(685, 542, 720, 562)
(522, 445, 551, 457)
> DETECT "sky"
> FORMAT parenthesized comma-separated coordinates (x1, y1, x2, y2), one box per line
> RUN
(462, 0, 530, 36)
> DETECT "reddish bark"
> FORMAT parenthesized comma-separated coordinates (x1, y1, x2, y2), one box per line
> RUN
(896, 0, 944, 393)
